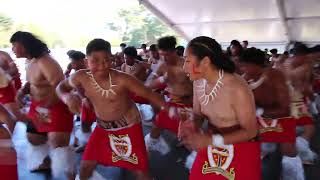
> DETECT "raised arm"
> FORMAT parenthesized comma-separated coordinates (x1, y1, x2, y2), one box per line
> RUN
(147, 63, 166, 88)
(222, 85, 258, 144)
(38, 56, 64, 87)
(0, 104, 17, 133)
(180, 83, 258, 150)
(56, 71, 83, 114)
(262, 70, 290, 118)
(16, 82, 30, 106)
(64, 63, 72, 78)
(122, 73, 166, 110)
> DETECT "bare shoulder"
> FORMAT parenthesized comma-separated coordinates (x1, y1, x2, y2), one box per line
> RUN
(158, 62, 167, 73)
(225, 73, 252, 96)
(111, 69, 130, 81)
(69, 69, 89, 87)
(0, 51, 13, 63)
(37, 55, 62, 69)
(265, 68, 286, 82)
(136, 61, 145, 69)
(72, 69, 89, 78)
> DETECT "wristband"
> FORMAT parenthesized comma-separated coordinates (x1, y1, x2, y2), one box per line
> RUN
(212, 134, 225, 147)
(152, 72, 159, 77)
(61, 94, 69, 104)
(256, 107, 264, 117)
(158, 76, 166, 83)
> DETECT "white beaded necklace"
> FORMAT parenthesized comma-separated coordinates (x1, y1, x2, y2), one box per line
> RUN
(247, 74, 266, 90)
(126, 63, 137, 73)
(87, 71, 117, 98)
(197, 69, 224, 106)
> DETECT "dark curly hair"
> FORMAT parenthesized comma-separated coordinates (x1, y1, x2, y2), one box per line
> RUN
(10, 31, 50, 58)
(240, 47, 266, 67)
(149, 44, 158, 52)
(86, 39, 111, 55)
(123, 46, 137, 58)
(123, 46, 143, 61)
(187, 36, 235, 73)
(158, 36, 176, 51)
(67, 50, 85, 61)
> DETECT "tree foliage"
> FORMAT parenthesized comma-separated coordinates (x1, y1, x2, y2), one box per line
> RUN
(107, 5, 177, 47)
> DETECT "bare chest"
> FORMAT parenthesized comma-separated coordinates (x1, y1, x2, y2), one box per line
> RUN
(124, 64, 138, 75)
(195, 83, 236, 125)
(253, 82, 276, 107)
(82, 73, 126, 105)
(26, 62, 48, 85)
(167, 66, 189, 84)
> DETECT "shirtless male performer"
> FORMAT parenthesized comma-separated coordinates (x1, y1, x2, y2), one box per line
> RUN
(0, 51, 24, 122)
(121, 46, 147, 82)
(282, 43, 317, 165)
(139, 43, 149, 61)
(180, 36, 260, 180)
(240, 48, 304, 180)
(64, 50, 87, 78)
(144, 44, 165, 89)
(10, 31, 75, 179)
(144, 36, 193, 155)
(229, 40, 243, 74)
(0, 50, 22, 91)
(65, 50, 94, 152)
(114, 43, 127, 65)
(56, 38, 167, 180)
(0, 104, 18, 180)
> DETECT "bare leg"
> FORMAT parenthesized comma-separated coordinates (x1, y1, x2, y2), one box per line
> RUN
(134, 171, 152, 180)
(81, 121, 92, 133)
(281, 142, 305, 180)
(300, 124, 315, 141)
(4, 102, 24, 121)
(280, 143, 297, 157)
(296, 124, 317, 164)
(75, 121, 92, 153)
(0, 126, 11, 139)
(26, 133, 50, 171)
(27, 133, 47, 145)
(48, 132, 70, 148)
(48, 132, 74, 180)
(150, 125, 161, 139)
(79, 160, 97, 180)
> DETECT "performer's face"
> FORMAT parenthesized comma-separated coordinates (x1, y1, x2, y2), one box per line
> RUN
(159, 50, 175, 63)
(231, 45, 240, 56)
(70, 59, 85, 71)
(11, 42, 27, 58)
(87, 51, 111, 72)
(124, 55, 135, 66)
(183, 47, 202, 81)
(239, 63, 259, 77)
(151, 51, 160, 60)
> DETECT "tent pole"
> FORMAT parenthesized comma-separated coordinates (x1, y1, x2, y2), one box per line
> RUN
(138, 0, 190, 41)
(276, 0, 291, 50)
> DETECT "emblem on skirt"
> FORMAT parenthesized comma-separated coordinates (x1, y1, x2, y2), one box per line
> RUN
(291, 101, 310, 118)
(202, 145, 235, 180)
(258, 118, 283, 133)
(109, 134, 138, 164)
(35, 107, 51, 123)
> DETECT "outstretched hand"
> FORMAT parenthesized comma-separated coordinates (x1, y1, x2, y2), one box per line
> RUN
(178, 120, 211, 151)
(64, 93, 82, 115)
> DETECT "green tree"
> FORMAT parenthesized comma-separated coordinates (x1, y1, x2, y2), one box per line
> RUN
(0, 13, 14, 47)
(107, 5, 179, 47)
(0, 13, 13, 31)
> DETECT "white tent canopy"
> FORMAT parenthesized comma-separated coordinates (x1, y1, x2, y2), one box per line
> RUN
(139, 0, 320, 49)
